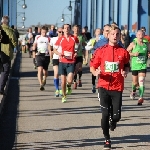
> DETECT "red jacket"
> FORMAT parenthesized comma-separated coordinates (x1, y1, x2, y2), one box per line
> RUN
(90, 44, 130, 91)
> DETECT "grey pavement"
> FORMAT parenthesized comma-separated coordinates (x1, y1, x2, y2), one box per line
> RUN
(0, 52, 150, 150)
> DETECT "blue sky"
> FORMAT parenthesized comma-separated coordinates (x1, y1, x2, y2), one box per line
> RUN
(17, 0, 75, 28)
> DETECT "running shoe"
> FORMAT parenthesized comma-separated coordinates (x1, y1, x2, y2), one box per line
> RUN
(55, 90, 59, 97)
(62, 96, 67, 103)
(103, 140, 111, 150)
(78, 80, 82, 87)
(137, 97, 144, 105)
(66, 87, 72, 95)
(40, 85, 45, 91)
(34, 65, 37, 69)
(130, 92, 136, 100)
(92, 86, 96, 93)
(59, 90, 62, 96)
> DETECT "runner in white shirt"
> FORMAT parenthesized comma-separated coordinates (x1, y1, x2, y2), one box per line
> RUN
(25, 28, 34, 58)
(32, 26, 51, 91)
(50, 27, 63, 97)
(21, 38, 26, 53)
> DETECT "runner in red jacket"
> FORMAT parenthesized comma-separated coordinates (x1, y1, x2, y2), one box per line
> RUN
(90, 25, 130, 149)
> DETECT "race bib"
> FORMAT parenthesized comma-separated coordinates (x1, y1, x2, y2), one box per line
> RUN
(105, 61, 119, 72)
(136, 56, 145, 64)
(64, 51, 72, 59)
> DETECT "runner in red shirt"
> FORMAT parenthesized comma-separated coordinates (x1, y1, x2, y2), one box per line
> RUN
(53, 24, 79, 103)
(90, 25, 130, 149)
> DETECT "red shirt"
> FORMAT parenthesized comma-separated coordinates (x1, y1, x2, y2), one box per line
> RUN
(144, 35, 150, 43)
(55, 35, 79, 63)
(90, 44, 130, 91)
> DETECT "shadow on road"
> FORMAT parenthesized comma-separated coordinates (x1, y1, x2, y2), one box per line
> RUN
(0, 52, 21, 149)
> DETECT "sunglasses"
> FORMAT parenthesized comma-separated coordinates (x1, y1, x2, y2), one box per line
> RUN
(58, 31, 63, 33)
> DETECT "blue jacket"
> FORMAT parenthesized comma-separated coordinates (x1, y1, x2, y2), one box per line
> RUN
(92, 38, 125, 54)
(93, 37, 108, 53)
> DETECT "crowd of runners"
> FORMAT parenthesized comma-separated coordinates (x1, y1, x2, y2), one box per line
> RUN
(18, 23, 150, 150)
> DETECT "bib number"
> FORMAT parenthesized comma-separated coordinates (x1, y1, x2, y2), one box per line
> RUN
(136, 56, 145, 64)
(105, 61, 119, 72)
(64, 51, 72, 59)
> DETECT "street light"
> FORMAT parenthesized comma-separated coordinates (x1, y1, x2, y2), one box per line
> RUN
(17, 0, 27, 9)
(17, 12, 26, 21)
(68, 1, 72, 26)
(17, 22, 25, 29)
(67, 0, 80, 26)
(61, 13, 71, 23)
(55, 16, 64, 28)
(22, 4, 27, 9)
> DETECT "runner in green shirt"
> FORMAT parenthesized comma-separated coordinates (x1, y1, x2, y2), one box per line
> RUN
(127, 30, 150, 105)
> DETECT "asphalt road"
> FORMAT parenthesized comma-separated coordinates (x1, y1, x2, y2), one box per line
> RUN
(0, 52, 150, 150)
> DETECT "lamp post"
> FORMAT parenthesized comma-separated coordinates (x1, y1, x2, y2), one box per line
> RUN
(55, 16, 64, 28)
(61, 6, 71, 25)
(17, 22, 25, 29)
(17, 0, 27, 9)
(17, 0, 27, 28)
(17, 12, 26, 21)
(67, 0, 80, 27)
(61, 13, 71, 23)
(68, 1, 72, 26)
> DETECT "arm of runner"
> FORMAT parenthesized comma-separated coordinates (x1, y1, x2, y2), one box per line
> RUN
(32, 35, 37, 51)
(53, 38, 62, 57)
(90, 49, 101, 76)
(127, 42, 139, 56)
(121, 50, 130, 78)
(53, 46, 62, 57)
(85, 39, 93, 51)
(49, 38, 53, 60)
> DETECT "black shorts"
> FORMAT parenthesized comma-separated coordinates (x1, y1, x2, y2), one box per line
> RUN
(132, 69, 147, 76)
(27, 43, 33, 48)
(53, 59, 59, 66)
(36, 55, 50, 70)
(59, 62, 75, 76)
(75, 56, 83, 64)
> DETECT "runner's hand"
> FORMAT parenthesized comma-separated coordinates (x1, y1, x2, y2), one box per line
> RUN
(121, 69, 128, 78)
(73, 52, 77, 58)
(93, 69, 101, 76)
(58, 53, 63, 59)
(133, 52, 139, 56)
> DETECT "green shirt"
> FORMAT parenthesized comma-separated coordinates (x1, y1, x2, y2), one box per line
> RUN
(1, 24, 16, 60)
(77, 35, 85, 56)
(131, 41, 148, 70)
(133, 38, 148, 43)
